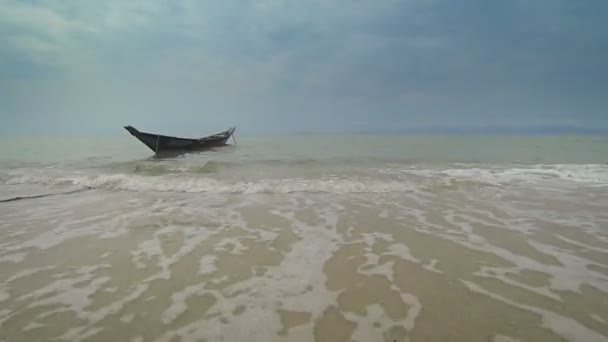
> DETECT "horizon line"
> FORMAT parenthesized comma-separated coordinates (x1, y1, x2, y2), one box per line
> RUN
(1, 127, 607, 138)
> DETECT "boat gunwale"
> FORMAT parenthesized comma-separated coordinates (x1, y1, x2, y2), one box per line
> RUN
(124, 125, 236, 153)
(125, 126, 235, 141)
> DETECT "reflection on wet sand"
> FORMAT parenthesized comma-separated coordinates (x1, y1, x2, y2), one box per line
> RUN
(0, 184, 607, 341)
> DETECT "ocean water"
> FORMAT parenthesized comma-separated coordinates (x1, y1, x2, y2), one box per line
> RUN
(1, 134, 607, 342)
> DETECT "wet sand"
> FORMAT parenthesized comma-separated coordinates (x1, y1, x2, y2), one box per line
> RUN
(1, 184, 607, 342)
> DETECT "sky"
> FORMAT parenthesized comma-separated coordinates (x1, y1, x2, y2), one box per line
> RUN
(1, 0, 607, 135)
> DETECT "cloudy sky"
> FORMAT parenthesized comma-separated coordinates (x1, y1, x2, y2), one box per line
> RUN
(1, 0, 607, 135)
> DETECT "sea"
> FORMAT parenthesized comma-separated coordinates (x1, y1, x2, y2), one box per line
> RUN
(1, 134, 607, 342)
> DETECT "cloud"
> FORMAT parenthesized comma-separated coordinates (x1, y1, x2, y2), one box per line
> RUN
(0, 0, 607, 134)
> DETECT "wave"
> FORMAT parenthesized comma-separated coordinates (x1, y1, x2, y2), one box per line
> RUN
(94, 158, 346, 176)
(133, 161, 224, 175)
(4, 164, 607, 195)
(93, 160, 229, 175)
(5, 174, 417, 194)
(393, 164, 608, 186)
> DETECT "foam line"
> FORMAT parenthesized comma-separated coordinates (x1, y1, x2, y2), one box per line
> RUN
(0, 188, 92, 203)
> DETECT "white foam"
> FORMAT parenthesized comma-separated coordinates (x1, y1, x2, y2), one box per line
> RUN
(494, 335, 522, 342)
(473, 266, 561, 301)
(199, 255, 217, 275)
(0, 253, 27, 263)
(18, 266, 111, 320)
(23, 322, 45, 331)
(0, 286, 8, 302)
(59, 276, 159, 341)
(6, 266, 55, 283)
(6, 173, 416, 194)
(554, 234, 608, 254)
(462, 280, 608, 342)
(130, 223, 220, 278)
(528, 240, 608, 293)
(400, 292, 422, 331)
(386, 243, 423, 266)
(0, 309, 12, 327)
(345, 304, 400, 342)
(162, 285, 210, 324)
(356, 233, 431, 283)
(120, 313, 135, 323)
(400, 164, 608, 186)
(0, 201, 149, 259)
(8, 164, 608, 197)
(390, 194, 608, 296)
(155, 200, 345, 342)
(214, 238, 247, 255)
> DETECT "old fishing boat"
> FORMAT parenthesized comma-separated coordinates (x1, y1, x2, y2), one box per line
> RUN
(124, 125, 236, 153)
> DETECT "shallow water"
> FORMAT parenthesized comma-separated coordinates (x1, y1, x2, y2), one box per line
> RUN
(1, 135, 608, 341)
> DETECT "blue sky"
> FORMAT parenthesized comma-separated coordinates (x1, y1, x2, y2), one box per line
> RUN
(1, 0, 607, 135)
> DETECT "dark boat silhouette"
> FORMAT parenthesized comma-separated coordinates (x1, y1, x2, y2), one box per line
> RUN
(124, 126, 236, 154)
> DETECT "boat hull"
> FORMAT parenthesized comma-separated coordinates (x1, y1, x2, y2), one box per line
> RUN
(124, 126, 236, 154)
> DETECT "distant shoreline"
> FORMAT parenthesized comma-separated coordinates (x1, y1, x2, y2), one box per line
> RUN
(0, 126, 606, 137)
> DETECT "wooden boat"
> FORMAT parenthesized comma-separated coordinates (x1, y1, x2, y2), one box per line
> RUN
(124, 125, 236, 153)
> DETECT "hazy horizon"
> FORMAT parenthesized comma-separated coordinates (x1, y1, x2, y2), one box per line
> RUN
(1, 125, 608, 138)
(1, 1, 607, 135)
